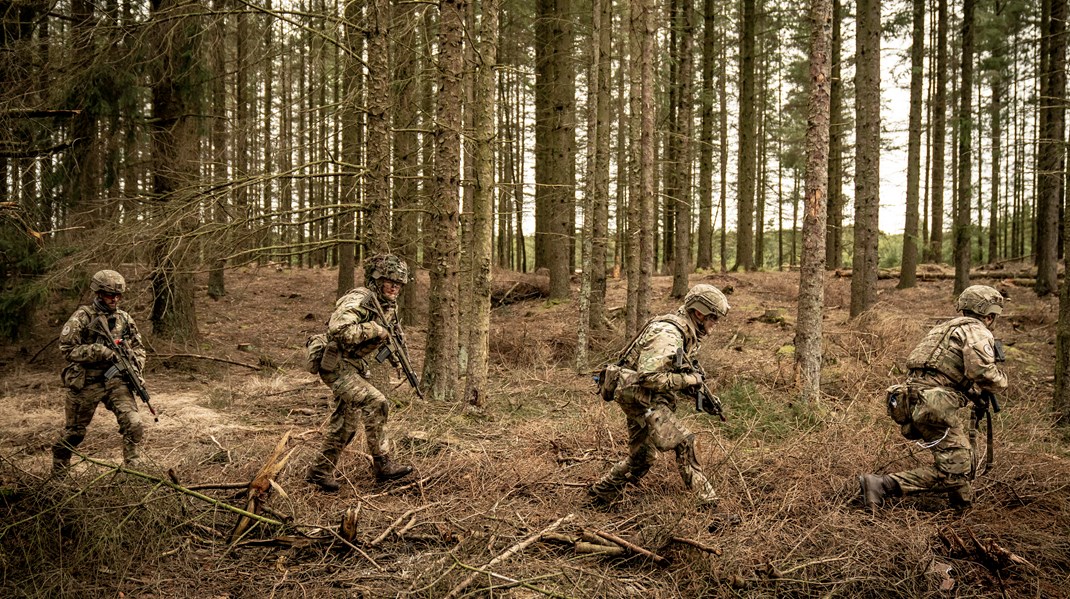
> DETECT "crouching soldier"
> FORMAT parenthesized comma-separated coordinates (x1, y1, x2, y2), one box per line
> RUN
(306, 254, 414, 492)
(589, 284, 729, 507)
(860, 285, 1009, 511)
(52, 269, 148, 478)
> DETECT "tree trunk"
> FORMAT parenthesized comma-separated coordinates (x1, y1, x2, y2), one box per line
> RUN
(953, 0, 975, 294)
(735, 0, 757, 271)
(464, 0, 498, 406)
(149, 0, 201, 342)
(825, 0, 843, 269)
(697, 0, 716, 271)
(1037, 0, 1066, 297)
(423, 0, 464, 402)
(534, 0, 575, 299)
(929, 0, 948, 262)
(898, 0, 924, 289)
(392, 0, 419, 318)
(849, 0, 880, 318)
(207, 0, 228, 299)
(589, 0, 612, 328)
(338, 0, 363, 297)
(796, 0, 831, 403)
(671, 0, 694, 298)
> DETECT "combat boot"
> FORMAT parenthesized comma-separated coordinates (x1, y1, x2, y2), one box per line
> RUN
(50, 458, 70, 481)
(306, 468, 341, 492)
(947, 484, 973, 511)
(859, 474, 901, 510)
(372, 455, 413, 482)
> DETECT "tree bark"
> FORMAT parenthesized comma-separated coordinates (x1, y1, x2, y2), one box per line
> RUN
(929, 0, 948, 262)
(898, 0, 925, 289)
(796, 0, 831, 403)
(1037, 0, 1066, 297)
(423, 0, 465, 402)
(849, 0, 880, 318)
(671, 0, 694, 298)
(953, 0, 976, 294)
(735, 0, 757, 271)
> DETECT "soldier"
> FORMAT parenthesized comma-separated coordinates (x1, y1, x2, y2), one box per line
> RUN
(306, 254, 414, 492)
(589, 284, 728, 507)
(860, 285, 1009, 510)
(52, 269, 148, 478)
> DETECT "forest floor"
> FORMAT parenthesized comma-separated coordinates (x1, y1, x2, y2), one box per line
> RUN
(1, 263, 1068, 598)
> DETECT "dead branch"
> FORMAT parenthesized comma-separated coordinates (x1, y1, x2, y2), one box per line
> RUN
(575, 541, 626, 556)
(29, 336, 58, 363)
(229, 431, 296, 544)
(668, 536, 723, 556)
(154, 352, 261, 370)
(369, 503, 437, 547)
(443, 512, 574, 599)
(588, 528, 670, 567)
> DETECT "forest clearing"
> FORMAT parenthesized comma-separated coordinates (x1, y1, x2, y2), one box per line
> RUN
(1, 265, 1066, 598)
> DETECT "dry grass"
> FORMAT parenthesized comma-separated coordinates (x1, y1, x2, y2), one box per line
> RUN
(1, 267, 1068, 597)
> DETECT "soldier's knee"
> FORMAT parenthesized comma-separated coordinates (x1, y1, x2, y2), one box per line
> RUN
(675, 434, 700, 467)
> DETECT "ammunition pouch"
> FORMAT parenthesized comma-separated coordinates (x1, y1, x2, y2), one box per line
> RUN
(61, 363, 86, 391)
(306, 333, 339, 374)
(595, 363, 638, 402)
(886, 383, 922, 426)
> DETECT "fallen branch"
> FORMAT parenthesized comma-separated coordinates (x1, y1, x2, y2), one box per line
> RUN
(76, 455, 283, 527)
(154, 352, 262, 370)
(443, 512, 574, 599)
(369, 503, 437, 547)
(575, 541, 625, 556)
(229, 431, 296, 544)
(29, 336, 58, 364)
(668, 536, 723, 556)
(589, 528, 670, 567)
(185, 482, 250, 491)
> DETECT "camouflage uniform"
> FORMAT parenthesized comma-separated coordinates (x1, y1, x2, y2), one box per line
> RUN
(890, 316, 1008, 503)
(52, 271, 147, 475)
(861, 285, 1008, 509)
(307, 255, 413, 489)
(591, 285, 729, 506)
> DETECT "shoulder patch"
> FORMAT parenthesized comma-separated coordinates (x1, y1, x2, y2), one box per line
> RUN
(982, 342, 994, 356)
(62, 324, 71, 337)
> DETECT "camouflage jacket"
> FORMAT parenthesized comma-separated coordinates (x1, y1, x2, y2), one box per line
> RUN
(59, 303, 146, 372)
(906, 316, 1008, 393)
(329, 287, 395, 360)
(620, 310, 701, 394)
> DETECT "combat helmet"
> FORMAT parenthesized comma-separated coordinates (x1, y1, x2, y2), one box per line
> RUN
(363, 254, 410, 286)
(90, 270, 126, 294)
(955, 285, 1004, 316)
(683, 284, 730, 318)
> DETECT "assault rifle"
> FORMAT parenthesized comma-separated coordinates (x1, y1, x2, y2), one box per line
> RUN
(674, 348, 725, 421)
(367, 295, 424, 400)
(93, 316, 158, 422)
(968, 340, 1005, 477)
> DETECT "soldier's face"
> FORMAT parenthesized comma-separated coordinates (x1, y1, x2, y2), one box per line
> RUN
(983, 313, 997, 330)
(380, 279, 403, 301)
(98, 291, 121, 311)
(692, 310, 718, 336)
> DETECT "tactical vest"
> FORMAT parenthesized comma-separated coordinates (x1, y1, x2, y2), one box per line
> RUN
(618, 312, 698, 371)
(74, 305, 133, 345)
(905, 316, 978, 388)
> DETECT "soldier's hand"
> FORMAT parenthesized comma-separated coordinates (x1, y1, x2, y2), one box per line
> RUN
(681, 372, 704, 387)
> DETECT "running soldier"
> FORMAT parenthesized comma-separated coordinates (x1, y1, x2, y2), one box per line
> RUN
(860, 285, 1009, 510)
(306, 254, 414, 492)
(52, 269, 148, 478)
(589, 284, 728, 507)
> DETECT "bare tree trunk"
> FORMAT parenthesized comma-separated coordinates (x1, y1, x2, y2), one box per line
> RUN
(953, 0, 976, 294)
(735, 0, 757, 271)
(929, 0, 948, 262)
(338, 0, 363, 296)
(149, 0, 202, 342)
(626, 0, 642, 337)
(825, 0, 843, 268)
(718, 0, 728, 272)
(899, 0, 924, 289)
(796, 0, 831, 403)
(988, 70, 1001, 264)
(1037, 0, 1066, 297)
(579, 0, 603, 372)
(638, 0, 656, 317)
(849, 0, 880, 318)
(671, 0, 694, 298)
(589, 0, 611, 328)
(424, 0, 465, 402)
(207, 0, 228, 299)
(464, 0, 498, 406)
(697, 0, 716, 271)
(365, 0, 391, 254)
(392, 0, 419, 317)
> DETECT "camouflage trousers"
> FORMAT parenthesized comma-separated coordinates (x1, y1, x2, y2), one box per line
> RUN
(889, 386, 973, 503)
(591, 390, 717, 504)
(52, 377, 143, 466)
(309, 363, 391, 476)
